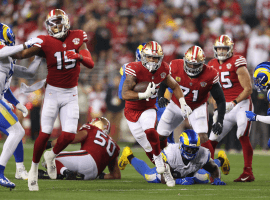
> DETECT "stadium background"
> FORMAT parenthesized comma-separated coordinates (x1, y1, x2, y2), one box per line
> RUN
(0, 0, 269, 151)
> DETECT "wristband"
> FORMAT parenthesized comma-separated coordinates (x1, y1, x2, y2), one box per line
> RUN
(233, 100, 238, 105)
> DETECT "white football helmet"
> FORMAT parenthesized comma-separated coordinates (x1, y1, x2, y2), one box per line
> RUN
(184, 46, 205, 77)
(213, 35, 234, 61)
(141, 41, 164, 72)
(45, 9, 70, 39)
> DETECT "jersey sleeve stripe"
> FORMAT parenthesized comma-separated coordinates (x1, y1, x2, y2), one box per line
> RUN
(125, 68, 136, 76)
(235, 61, 247, 67)
(213, 76, 219, 84)
(34, 44, 41, 48)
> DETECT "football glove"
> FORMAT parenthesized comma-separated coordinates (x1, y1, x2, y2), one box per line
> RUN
(158, 97, 169, 108)
(245, 111, 256, 121)
(175, 177, 195, 185)
(212, 109, 218, 124)
(267, 108, 270, 116)
(24, 38, 43, 49)
(138, 82, 155, 100)
(211, 178, 226, 185)
(226, 102, 235, 113)
(179, 97, 192, 118)
(212, 121, 223, 135)
(16, 103, 28, 117)
(66, 51, 80, 60)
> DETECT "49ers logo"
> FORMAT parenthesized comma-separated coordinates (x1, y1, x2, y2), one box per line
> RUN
(72, 38, 80, 45)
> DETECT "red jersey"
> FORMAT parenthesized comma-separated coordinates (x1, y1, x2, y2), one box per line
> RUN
(208, 55, 248, 102)
(80, 124, 120, 175)
(170, 59, 219, 110)
(34, 30, 88, 88)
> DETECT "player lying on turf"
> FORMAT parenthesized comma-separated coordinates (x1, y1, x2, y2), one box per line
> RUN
(39, 117, 121, 180)
(119, 130, 228, 186)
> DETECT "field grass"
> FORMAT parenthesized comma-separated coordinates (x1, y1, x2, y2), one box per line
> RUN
(1, 142, 270, 200)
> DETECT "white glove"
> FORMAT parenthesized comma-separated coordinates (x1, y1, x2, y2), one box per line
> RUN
(138, 82, 155, 100)
(24, 38, 43, 49)
(16, 103, 28, 117)
(213, 109, 218, 124)
(7, 103, 14, 110)
(226, 102, 235, 113)
(179, 97, 192, 118)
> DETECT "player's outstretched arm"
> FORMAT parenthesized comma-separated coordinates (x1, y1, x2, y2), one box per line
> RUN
(12, 46, 41, 59)
(202, 158, 226, 185)
(104, 158, 121, 179)
(13, 56, 42, 78)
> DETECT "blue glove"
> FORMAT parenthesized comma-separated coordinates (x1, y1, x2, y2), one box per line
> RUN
(268, 138, 270, 148)
(175, 177, 195, 185)
(245, 111, 257, 121)
(267, 108, 270, 116)
(211, 178, 226, 185)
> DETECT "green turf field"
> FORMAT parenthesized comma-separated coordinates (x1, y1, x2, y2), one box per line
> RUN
(1, 142, 270, 200)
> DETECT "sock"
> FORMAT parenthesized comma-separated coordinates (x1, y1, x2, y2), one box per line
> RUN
(214, 158, 221, 167)
(145, 128, 161, 156)
(127, 154, 134, 163)
(131, 157, 151, 176)
(167, 131, 175, 144)
(16, 162, 24, 169)
(56, 160, 65, 175)
(201, 140, 214, 159)
(239, 135, 253, 170)
(32, 132, 51, 163)
(210, 140, 219, 151)
(0, 165, 5, 174)
(31, 161, 39, 172)
(52, 132, 75, 154)
(14, 140, 24, 163)
(160, 138, 167, 150)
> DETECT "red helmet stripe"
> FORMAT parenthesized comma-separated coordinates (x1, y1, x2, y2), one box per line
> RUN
(192, 46, 199, 61)
(219, 35, 225, 43)
(151, 41, 158, 55)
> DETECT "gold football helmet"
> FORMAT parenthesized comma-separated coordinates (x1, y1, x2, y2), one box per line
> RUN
(89, 117, 111, 135)
(141, 41, 164, 72)
(45, 9, 70, 39)
(184, 46, 205, 77)
(213, 35, 234, 61)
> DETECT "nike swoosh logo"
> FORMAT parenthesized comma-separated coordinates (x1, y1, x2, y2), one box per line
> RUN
(241, 176, 249, 181)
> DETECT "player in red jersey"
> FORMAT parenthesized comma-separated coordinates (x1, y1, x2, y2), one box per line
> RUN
(207, 35, 254, 182)
(120, 41, 192, 179)
(40, 117, 121, 180)
(157, 46, 226, 159)
(13, 9, 94, 191)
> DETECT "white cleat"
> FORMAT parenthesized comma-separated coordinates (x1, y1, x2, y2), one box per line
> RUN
(163, 164, 175, 187)
(15, 166, 28, 180)
(44, 151, 57, 179)
(28, 169, 39, 191)
(153, 154, 165, 174)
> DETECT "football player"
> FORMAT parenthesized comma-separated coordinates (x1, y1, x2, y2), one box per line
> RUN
(119, 130, 227, 186)
(121, 41, 192, 178)
(42, 117, 120, 180)
(0, 23, 43, 189)
(13, 9, 95, 191)
(157, 46, 226, 160)
(207, 35, 254, 182)
(246, 61, 270, 148)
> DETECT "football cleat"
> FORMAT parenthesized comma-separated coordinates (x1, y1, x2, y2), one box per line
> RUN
(118, 146, 133, 170)
(0, 174, 15, 189)
(163, 164, 175, 187)
(44, 151, 57, 179)
(28, 168, 39, 191)
(153, 154, 165, 174)
(15, 166, 28, 180)
(234, 168, 255, 182)
(218, 150, 230, 175)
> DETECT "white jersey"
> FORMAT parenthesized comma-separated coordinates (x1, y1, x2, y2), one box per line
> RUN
(163, 144, 210, 178)
(0, 55, 14, 99)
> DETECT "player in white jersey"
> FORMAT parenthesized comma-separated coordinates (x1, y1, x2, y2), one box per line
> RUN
(0, 23, 43, 189)
(119, 130, 227, 186)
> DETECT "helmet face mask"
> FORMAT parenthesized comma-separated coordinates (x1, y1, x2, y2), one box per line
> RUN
(141, 41, 164, 72)
(179, 129, 200, 161)
(0, 23, 15, 46)
(184, 46, 205, 77)
(213, 35, 234, 61)
(45, 9, 70, 39)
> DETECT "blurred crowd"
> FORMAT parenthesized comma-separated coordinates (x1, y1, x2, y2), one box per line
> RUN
(1, 0, 270, 150)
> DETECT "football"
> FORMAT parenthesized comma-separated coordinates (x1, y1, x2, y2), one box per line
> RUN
(133, 81, 150, 93)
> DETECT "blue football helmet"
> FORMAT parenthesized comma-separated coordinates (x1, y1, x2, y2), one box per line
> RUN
(253, 62, 270, 92)
(179, 129, 200, 160)
(135, 43, 146, 61)
(0, 23, 15, 46)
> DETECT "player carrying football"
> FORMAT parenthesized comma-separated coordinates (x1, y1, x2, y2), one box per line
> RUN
(121, 41, 192, 181)
(207, 35, 254, 182)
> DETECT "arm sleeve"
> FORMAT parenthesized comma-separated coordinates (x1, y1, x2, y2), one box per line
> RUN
(4, 88, 19, 106)
(0, 44, 24, 59)
(210, 82, 226, 123)
(158, 82, 168, 99)
(13, 56, 42, 78)
(256, 115, 270, 124)
(79, 49, 94, 69)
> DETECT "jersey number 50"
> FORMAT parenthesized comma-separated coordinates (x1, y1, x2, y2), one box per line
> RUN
(94, 130, 116, 157)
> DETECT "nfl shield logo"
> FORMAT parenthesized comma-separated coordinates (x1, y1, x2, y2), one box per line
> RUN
(160, 72, 166, 79)
(200, 82, 207, 87)
(72, 38, 80, 45)
(226, 63, 232, 69)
